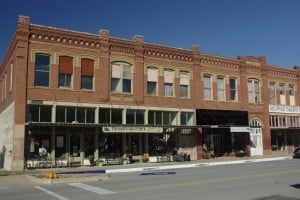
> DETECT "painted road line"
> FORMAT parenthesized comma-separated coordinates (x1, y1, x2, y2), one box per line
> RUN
(69, 183, 115, 195)
(35, 186, 69, 200)
(140, 171, 176, 176)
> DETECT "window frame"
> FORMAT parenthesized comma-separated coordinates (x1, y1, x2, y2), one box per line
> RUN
(203, 74, 212, 100)
(179, 71, 190, 98)
(111, 62, 132, 94)
(164, 69, 174, 97)
(229, 77, 237, 101)
(269, 82, 276, 104)
(247, 79, 260, 103)
(217, 76, 225, 101)
(34, 53, 50, 87)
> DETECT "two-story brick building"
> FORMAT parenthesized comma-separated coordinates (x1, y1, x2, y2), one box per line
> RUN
(0, 16, 299, 171)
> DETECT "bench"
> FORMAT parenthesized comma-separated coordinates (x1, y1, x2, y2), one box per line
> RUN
(104, 153, 122, 165)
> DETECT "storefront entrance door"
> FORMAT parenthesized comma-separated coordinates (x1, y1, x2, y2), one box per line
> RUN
(250, 127, 263, 156)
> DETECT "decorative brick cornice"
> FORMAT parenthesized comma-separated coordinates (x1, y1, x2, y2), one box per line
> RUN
(200, 54, 240, 70)
(29, 24, 101, 49)
(144, 44, 193, 62)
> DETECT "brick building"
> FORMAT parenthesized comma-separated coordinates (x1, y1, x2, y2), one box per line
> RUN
(0, 16, 299, 171)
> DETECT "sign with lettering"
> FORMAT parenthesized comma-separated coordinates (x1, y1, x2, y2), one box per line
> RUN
(230, 126, 250, 133)
(269, 104, 300, 114)
(102, 126, 164, 133)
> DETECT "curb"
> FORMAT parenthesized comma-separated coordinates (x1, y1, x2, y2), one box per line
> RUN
(106, 156, 291, 174)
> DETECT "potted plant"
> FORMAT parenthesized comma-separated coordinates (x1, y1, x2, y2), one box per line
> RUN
(95, 157, 106, 166)
(141, 154, 149, 163)
(87, 155, 95, 166)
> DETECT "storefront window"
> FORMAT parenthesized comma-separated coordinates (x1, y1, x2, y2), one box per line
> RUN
(126, 109, 144, 124)
(27, 105, 52, 122)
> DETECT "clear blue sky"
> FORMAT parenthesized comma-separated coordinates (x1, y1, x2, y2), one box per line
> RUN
(0, 0, 299, 68)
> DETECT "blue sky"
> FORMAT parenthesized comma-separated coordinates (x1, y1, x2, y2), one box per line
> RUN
(0, 0, 299, 68)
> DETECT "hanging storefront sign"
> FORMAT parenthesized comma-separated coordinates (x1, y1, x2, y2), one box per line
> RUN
(230, 126, 250, 133)
(102, 126, 164, 133)
(269, 104, 300, 114)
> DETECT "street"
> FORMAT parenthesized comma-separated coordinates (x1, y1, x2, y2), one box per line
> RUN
(1, 159, 300, 200)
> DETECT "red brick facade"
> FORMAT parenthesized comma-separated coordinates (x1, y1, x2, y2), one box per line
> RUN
(1, 16, 299, 170)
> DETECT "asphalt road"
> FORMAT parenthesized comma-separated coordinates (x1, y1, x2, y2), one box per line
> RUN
(1, 159, 300, 200)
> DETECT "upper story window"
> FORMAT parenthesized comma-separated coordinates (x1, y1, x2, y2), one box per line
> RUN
(217, 76, 225, 101)
(147, 67, 158, 95)
(269, 82, 276, 104)
(247, 79, 260, 103)
(289, 84, 295, 106)
(111, 62, 132, 93)
(279, 83, 285, 95)
(126, 109, 145, 124)
(203, 74, 212, 100)
(10, 63, 13, 92)
(229, 77, 237, 101)
(288, 84, 294, 96)
(180, 71, 190, 98)
(34, 53, 50, 87)
(81, 58, 94, 90)
(164, 69, 174, 97)
(59, 56, 73, 88)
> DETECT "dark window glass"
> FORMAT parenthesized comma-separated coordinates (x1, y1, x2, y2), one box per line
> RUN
(81, 76, 93, 90)
(59, 74, 72, 88)
(148, 111, 155, 125)
(147, 82, 157, 95)
(66, 107, 75, 123)
(111, 109, 122, 124)
(111, 78, 120, 91)
(77, 108, 85, 123)
(123, 79, 131, 93)
(40, 106, 52, 122)
(27, 105, 39, 122)
(56, 106, 65, 122)
(99, 108, 110, 124)
(156, 111, 163, 125)
(34, 54, 50, 87)
(86, 108, 95, 123)
(126, 109, 135, 124)
(136, 110, 144, 124)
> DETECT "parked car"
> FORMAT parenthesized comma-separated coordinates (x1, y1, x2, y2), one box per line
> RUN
(293, 147, 300, 159)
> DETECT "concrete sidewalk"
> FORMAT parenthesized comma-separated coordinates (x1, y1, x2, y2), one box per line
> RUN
(0, 155, 292, 188)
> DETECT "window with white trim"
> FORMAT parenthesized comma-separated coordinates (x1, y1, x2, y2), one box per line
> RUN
(111, 62, 132, 93)
(288, 84, 294, 96)
(229, 77, 237, 101)
(180, 71, 189, 98)
(59, 56, 73, 88)
(279, 83, 285, 95)
(164, 69, 174, 97)
(204, 75, 212, 100)
(269, 82, 276, 104)
(247, 79, 260, 103)
(217, 76, 225, 101)
(34, 53, 50, 87)
(147, 67, 158, 95)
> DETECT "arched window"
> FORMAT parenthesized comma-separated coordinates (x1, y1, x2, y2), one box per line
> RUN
(249, 119, 262, 128)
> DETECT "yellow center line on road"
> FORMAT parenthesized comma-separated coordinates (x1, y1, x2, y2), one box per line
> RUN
(116, 169, 300, 193)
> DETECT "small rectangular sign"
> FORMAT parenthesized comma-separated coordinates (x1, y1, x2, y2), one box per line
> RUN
(230, 126, 250, 133)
